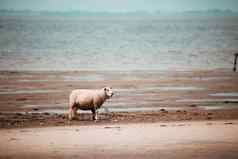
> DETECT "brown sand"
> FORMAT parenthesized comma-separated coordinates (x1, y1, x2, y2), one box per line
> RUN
(1, 120, 238, 159)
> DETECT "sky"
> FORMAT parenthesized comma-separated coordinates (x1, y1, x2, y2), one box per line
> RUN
(1, 0, 238, 12)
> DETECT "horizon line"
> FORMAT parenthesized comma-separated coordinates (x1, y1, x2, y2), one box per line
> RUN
(0, 8, 237, 13)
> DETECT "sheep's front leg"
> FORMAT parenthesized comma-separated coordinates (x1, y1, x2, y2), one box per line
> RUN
(91, 108, 98, 121)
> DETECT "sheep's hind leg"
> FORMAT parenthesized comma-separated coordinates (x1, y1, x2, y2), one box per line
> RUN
(91, 108, 98, 121)
(68, 107, 74, 120)
(69, 105, 78, 120)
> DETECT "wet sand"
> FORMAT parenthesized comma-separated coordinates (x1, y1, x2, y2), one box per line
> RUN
(1, 109, 238, 129)
(1, 120, 238, 159)
(0, 69, 238, 128)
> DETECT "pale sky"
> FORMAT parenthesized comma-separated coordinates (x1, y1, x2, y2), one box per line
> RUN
(1, 0, 238, 12)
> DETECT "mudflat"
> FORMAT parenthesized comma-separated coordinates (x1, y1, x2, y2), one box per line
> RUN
(0, 69, 238, 128)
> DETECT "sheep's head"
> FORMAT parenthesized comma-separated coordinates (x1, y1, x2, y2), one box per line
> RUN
(104, 87, 114, 98)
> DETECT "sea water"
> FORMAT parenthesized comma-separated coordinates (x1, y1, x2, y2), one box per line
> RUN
(0, 15, 238, 71)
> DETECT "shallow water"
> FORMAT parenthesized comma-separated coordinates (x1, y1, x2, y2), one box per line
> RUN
(177, 98, 238, 103)
(0, 89, 62, 94)
(209, 92, 238, 97)
(63, 74, 105, 81)
(154, 86, 204, 91)
(191, 77, 232, 81)
(114, 86, 205, 95)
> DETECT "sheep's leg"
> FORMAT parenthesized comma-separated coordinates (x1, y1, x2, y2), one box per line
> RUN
(68, 106, 74, 120)
(69, 105, 78, 120)
(91, 108, 98, 121)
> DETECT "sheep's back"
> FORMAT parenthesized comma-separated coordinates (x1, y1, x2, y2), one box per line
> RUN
(70, 89, 101, 110)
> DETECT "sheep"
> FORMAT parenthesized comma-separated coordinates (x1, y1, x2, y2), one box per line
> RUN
(68, 87, 114, 121)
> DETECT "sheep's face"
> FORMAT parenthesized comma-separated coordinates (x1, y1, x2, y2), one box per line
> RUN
(104, 87, 114, 98)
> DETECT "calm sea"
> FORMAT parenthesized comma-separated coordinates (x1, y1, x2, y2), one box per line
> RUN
(0, 15, 238, 71)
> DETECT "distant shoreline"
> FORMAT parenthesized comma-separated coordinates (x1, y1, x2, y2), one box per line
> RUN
(1, 9, 238, 16)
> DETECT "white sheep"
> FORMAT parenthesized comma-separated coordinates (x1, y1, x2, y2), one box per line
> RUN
(68, 87, 114, 120)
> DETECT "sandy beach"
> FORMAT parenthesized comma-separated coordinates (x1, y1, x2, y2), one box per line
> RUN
(1, 120, 238, 159)
(1, 8, 238, 159)
(0, 69, 238, 158)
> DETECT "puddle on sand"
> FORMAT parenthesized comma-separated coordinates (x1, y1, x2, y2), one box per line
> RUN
(155, 86, 204, 91)
(176, 98, 238, 103)
(209, 92, 238, 97)
(202, 106, 225, 110)
(0, 89, 62, 94)
(63, 74, 104, 81)
(116, 86, 205, 93)
(191, 77, 231, 81)
(17, 79, 52, 82)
